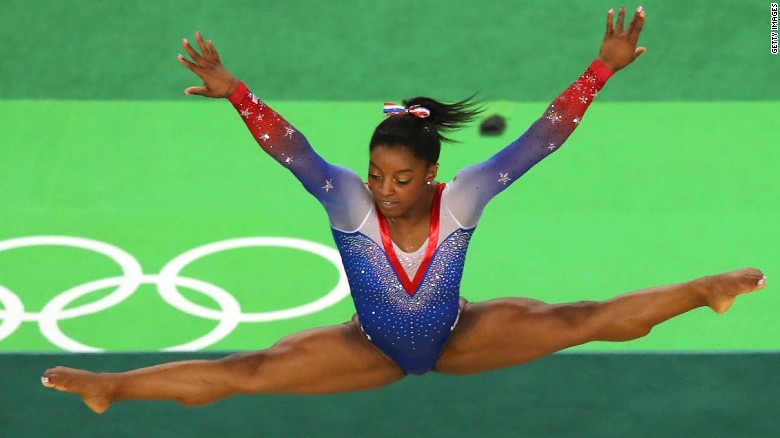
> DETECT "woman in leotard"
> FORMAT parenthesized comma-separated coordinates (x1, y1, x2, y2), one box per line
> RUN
(42, 6, 766, 413)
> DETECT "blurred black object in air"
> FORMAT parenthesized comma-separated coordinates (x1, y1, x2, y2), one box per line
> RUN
(479, 114, 506, 136)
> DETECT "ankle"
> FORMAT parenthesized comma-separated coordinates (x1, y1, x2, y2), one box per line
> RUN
(684, 276, 711, 308)
(98, 372, 121, 403)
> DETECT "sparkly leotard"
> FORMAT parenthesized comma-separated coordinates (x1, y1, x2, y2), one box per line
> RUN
(227, 59, 613, 374)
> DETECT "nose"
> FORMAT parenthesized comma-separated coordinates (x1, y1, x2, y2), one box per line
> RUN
(379, 179, 394, 197)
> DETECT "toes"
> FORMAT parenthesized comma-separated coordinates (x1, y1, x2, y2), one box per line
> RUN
(41, 375, 54, 387)
(749, 267, 764, 277)
(739, 268, 766, 290)
(42, 366, 68, 389)
(41, 368, 57, 388)
(745, 267, 765, 282)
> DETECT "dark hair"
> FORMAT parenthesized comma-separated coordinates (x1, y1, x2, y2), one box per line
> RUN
(369, 96, 482, 164)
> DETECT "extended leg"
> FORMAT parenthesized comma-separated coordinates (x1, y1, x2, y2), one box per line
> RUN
(436, 268, 766, 375)
(42, 320, 404, 413)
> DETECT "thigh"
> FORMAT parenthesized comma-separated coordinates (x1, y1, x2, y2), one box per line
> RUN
(234, 318, 405, 394)
(435, 297, 593, 375)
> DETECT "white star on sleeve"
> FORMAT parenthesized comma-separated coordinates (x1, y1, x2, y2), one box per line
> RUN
(545, 110, 562, 124)
(322, 179, 334, 192)
(240, 109, 252, 118)
(497, 172, 511, 185)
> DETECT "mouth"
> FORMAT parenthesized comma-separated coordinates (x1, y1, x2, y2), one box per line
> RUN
(378, 200, 398, 208)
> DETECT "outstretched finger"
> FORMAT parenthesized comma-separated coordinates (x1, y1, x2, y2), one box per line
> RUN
(182, 38, 203, 64)
(628, 7, 646, 43)
(605, 8, 615, 37)
(616, 6, 626, 32)
(207, 39, 221, 64)
(183, 85, 208, 96)
(177, 53, 202, 75)
(195, 31, 212, 60)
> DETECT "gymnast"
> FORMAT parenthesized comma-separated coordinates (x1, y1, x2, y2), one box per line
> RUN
(42, 6, 766, 413)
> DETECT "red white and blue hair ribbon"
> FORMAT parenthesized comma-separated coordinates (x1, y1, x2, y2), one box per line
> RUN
(383, 102, 431, 119)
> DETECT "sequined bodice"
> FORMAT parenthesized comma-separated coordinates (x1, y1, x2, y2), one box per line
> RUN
(333, 228, 473, 367)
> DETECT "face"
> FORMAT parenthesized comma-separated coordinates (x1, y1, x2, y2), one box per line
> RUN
(368, 145, 438, 218)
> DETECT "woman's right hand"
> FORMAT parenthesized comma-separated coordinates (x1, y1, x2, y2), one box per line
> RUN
(178, 32, 239, 98)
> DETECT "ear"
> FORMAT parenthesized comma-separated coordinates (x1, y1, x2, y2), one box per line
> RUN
(426, 163, 439, 183)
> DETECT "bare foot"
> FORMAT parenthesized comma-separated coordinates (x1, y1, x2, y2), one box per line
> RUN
(42, 366, 114, 414)
(699, 268, 767, 314)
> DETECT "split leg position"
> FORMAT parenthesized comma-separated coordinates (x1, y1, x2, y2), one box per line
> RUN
(43, 268, 766, 413)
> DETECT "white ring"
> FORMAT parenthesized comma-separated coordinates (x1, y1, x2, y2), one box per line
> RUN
(158, 237, 349, 322)
(0, 236, 143, 319)
(38, 274, 240, 352)
(0, 284, 25, 342)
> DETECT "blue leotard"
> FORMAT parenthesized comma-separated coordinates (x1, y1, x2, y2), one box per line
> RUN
(227, 59, 613, 374)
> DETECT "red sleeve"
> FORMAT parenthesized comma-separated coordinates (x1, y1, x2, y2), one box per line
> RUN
(546, 58, 613, 130)
(227, 81, 304, 167)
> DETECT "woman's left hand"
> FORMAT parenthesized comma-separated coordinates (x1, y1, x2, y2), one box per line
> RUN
(599, 6, 647, 72)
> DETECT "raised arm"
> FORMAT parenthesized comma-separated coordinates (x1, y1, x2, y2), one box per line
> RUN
(177, 33, 371, 230)
(447, 6, 647, 228)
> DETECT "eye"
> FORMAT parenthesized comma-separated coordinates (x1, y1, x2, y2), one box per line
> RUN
(395, 179, 411, 185)
(369, 174, 381, 180)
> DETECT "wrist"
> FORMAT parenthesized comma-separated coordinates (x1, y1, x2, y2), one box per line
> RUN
(226, 78, 240, 98)
(228, 80, 247, 104)
(596, 56, 617, 73)
(591, 58, 614, 84)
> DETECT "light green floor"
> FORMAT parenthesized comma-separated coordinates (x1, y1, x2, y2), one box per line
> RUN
(1, 100, 777, 352)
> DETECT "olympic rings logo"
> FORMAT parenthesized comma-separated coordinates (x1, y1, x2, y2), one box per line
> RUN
(0, 236, 349, 352)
